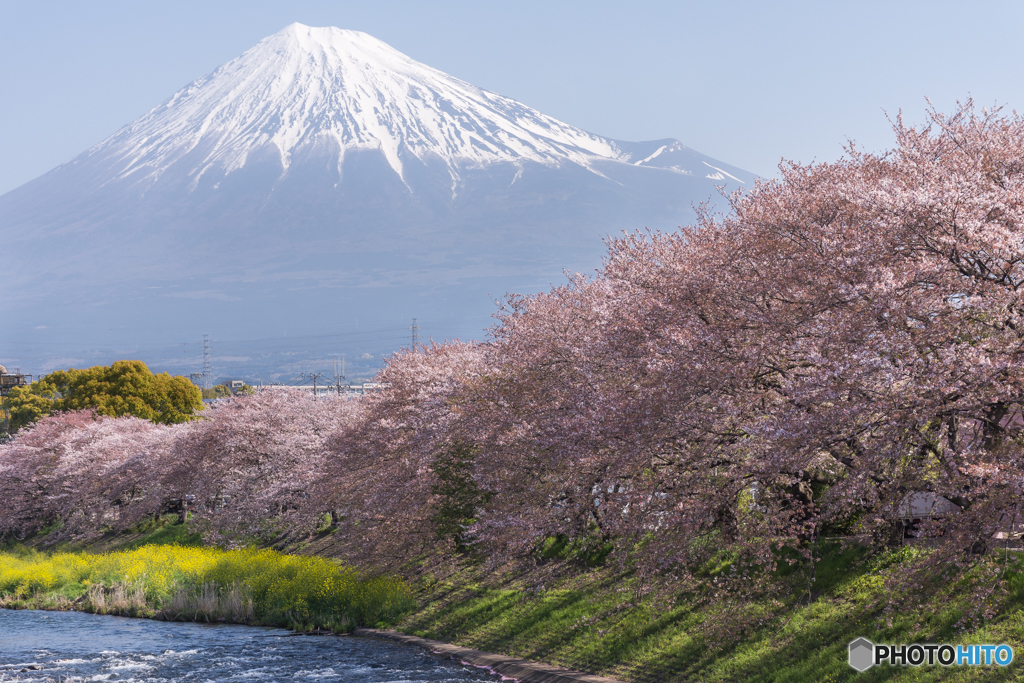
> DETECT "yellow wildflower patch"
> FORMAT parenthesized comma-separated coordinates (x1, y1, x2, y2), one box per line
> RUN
(0, 546, 413, 630)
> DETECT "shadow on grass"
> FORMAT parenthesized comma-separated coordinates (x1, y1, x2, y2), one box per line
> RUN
(108, 515, 205, 551)
(402, 541, 1024, 683)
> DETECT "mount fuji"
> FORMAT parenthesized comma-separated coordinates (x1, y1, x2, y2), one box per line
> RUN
(0, 23, 754, 379)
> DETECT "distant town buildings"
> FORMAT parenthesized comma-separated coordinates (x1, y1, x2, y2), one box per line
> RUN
(193, 378, 384, 399)
(262, 382, 385, 396)
(0, 366, 30, 397)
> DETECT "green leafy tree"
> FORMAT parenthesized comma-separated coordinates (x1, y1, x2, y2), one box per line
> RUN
(6, 386, 55, 434)
(430, 443, 491, 553)
(6, 360, 202, 433)
(202, 385, 232, 399)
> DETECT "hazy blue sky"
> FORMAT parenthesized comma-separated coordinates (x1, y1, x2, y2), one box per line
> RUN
(2, 0, 1024, 195)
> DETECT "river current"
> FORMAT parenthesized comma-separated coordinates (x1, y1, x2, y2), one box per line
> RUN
(0, 610, 502, 682)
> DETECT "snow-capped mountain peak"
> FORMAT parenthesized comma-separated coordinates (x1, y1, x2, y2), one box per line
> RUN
(1, 23, 756, 378)
(97, 23, 638, 188)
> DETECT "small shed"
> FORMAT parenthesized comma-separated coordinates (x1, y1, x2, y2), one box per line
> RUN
(898, 492, 961, 520)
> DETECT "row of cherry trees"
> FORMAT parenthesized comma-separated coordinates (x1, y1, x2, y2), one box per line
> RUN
(319, 102, 1024, 578)
(2, 102, 1022, 589)
(0, 390, 358, 544)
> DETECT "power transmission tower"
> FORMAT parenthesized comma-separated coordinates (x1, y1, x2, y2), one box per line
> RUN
(202, 334, 212, 389)
(333, 356, 348, 396)
(410, 318, 420, 348)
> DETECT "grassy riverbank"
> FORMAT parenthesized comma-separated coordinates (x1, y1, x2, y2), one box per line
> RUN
(0, 544, 414, 632)
(4, 527, 1022, 682)
(394, 542, 1024, 683)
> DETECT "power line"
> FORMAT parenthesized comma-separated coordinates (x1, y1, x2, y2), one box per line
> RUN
(0, 324, 475, 352)
(0, 326, 414, 348)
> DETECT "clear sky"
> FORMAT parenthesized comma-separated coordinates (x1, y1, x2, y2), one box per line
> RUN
(3, 0, 1024, 196)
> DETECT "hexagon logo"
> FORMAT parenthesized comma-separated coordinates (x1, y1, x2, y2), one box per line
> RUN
(848, 637, 875, 672)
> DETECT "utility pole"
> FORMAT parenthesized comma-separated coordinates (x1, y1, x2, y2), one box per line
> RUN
(410, 318, 420, 349)
(302, 372, 323, 399)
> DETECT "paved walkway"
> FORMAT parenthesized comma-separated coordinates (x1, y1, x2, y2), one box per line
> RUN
(353, 628, 627, 683)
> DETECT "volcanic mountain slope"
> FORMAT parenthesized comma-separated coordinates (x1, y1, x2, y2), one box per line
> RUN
(0, 23, 754, 377)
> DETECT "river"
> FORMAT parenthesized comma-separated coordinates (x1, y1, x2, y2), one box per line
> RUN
(0, 610, 503, 682)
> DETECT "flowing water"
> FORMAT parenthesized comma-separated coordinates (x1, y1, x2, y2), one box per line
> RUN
(0, 610, 503, 682)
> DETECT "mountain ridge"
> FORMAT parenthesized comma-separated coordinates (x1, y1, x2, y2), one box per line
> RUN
(43, 23, 745, 194)
(0, 23, 755, 379)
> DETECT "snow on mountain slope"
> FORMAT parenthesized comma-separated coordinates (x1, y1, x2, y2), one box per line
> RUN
(84, 23, 733, 192)
(99, 24, 599, 187)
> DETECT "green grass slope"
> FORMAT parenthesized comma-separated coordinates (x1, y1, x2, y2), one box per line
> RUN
(397, 542, 1024, 682)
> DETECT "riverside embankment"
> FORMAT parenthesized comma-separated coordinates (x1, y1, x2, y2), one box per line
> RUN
(2, 536, 1023, 682)
(384, 542, 1024, 683)
(0, 543, 630, 683)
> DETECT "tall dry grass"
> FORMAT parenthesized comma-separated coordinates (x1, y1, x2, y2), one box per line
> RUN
(85, 580, 148, 614)
(160, 581, 254, 623)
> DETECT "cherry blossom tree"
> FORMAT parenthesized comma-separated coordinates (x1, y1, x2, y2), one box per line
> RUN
(376, 100, 1024, 585)
(584, 99, 1024, 578)
(149, 388, 361, 543)
(311, 342, 489, 567)
(0, 411, 175, 540)
(0, 390, 358, 545)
